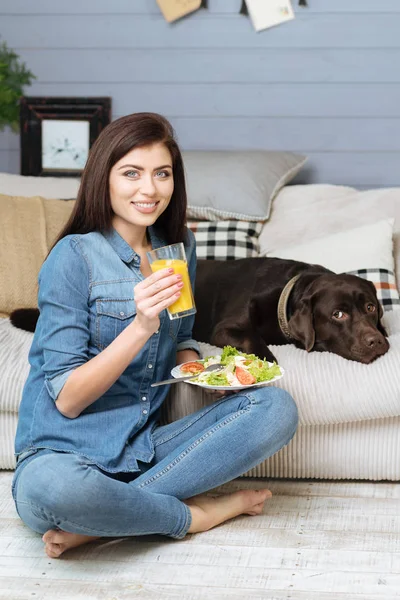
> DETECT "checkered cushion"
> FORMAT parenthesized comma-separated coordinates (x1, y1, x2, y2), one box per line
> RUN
(345, 268, 400, 311)
(187, 220, 263, 260)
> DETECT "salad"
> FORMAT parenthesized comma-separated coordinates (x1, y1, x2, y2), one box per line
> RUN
(180, 345, 282, 388)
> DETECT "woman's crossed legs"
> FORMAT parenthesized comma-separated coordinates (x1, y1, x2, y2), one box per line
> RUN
(13, 387, 298, 557)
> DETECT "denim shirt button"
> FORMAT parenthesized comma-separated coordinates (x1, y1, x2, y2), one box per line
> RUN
(155, 330, 159, 334)
(141, 396, 146, 401)
(120, 311, 125, 316)
(142, 409, 148, 415)
(148, 364, 153, 369)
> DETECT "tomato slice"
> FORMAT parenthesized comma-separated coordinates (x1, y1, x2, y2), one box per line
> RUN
(235, 366, 256, 385)
(180, 362, 205, 374)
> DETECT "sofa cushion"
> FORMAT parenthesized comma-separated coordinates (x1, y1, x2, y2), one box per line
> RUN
(245, 417, 400, 481)
(0, 318, 32, 413)
(187, 220, 263, 260)
(0, 194, 75, 315)
(0, 172, 80, 199)
(345, 268, 399, 311)
(0, 195, 47, 315)
(42, 197, 75, 249)
(266, 219, 400, 310)
(184, 151, 307, 222)
(259, 183, 400, 286)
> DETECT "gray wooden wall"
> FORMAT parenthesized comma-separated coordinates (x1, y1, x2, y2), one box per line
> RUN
(1, 0, 400, 187)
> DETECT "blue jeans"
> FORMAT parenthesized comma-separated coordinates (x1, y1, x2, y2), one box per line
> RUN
(12, 387, 298, 540)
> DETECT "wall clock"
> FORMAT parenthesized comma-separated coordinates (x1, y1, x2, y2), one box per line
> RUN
(20, 97, 111, 177)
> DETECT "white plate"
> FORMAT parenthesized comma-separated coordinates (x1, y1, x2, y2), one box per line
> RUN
(171, 360, 285, 391)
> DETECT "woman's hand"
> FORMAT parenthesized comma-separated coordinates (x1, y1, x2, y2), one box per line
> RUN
(204, 389, 230, 400)
(134, 268, 183, 335)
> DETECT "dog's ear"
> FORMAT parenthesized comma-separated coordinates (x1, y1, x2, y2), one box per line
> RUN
(287, 298, 315, 351)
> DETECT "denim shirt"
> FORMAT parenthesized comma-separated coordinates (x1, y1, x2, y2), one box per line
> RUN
(14, 226, 200, 473)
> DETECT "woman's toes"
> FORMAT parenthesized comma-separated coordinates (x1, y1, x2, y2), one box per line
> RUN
(246, 502, 265, 516)
(45, 542, 64, 558)
(42, 530, 60, 544)
(242, 490, 272, 515)
(42, 530, 99, 558)
(254, 489, 272, 501)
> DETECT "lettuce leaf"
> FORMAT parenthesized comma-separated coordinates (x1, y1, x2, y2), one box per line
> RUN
(193, 371, 229, 386)
(219, 345, 260, 365)
(205, 372, 229, 386)
(220, 345, 239, 364)
(247, 361, 281, 382)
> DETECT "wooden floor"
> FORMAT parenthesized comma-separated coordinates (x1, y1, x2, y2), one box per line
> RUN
(1, 471, 400, 600)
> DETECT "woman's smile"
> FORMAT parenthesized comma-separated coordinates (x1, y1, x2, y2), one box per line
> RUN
(130, 200, 160, 214)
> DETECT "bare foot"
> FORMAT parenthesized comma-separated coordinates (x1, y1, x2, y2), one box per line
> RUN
(42, 530, 99, 558)
(184, 488, 272, 534)
(42, 489, 272, 554)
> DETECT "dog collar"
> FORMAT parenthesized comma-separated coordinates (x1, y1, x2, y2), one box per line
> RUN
(277, 274, 302, 339)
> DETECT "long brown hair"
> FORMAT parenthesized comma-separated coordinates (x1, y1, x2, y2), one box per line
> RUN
(53, 113, 187, 247)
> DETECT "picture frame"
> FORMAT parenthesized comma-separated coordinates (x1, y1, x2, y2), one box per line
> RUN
(20, 96, 112, 177)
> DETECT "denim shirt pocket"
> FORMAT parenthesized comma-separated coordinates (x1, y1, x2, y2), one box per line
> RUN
(95, 298, 137, 350)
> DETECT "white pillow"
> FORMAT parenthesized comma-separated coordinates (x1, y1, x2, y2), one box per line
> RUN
(267, 219, 395, 273)
(0, 172, 80, 199)
(265, 219, 400, 311)
(258, 183, 400, 285)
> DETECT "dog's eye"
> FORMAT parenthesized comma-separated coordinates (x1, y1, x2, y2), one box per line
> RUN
(332, 310, 347, 320)
(366, 303, 376, 313)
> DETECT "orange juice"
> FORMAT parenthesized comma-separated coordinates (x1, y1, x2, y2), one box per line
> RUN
(150, 259, 194, 314)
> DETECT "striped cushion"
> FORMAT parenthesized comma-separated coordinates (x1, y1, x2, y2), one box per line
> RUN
(345, 268, 400, 311)
(187, 220, 263, 260)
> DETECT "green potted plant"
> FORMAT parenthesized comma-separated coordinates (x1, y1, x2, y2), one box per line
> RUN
(0, 41, 35, 132)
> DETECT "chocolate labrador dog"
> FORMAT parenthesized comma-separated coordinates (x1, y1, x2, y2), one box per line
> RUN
(193, 257, 389, 364)
(10, 257, 389, 365)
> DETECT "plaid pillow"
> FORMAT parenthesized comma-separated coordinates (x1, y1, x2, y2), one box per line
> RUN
(345, 268, 400, 311)
(187, 220, 263, 260)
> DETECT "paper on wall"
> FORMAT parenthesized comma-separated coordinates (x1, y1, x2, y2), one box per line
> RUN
(244, 0, 294, 32)
(157, 0, 203, 23)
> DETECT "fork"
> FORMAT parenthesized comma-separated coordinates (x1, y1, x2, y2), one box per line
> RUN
(151, 363, 223, 387)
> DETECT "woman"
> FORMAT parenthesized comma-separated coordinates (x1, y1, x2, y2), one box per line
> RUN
(12, 113, 298, 558)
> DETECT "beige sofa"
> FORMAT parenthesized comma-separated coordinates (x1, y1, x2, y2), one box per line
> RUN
(1, 169, 400, 480)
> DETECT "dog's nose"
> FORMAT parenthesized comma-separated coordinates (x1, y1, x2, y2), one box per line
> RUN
(364, 334, 383, 348)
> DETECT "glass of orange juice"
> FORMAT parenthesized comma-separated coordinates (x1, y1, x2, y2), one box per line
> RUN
(147, 242, 196, 320)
